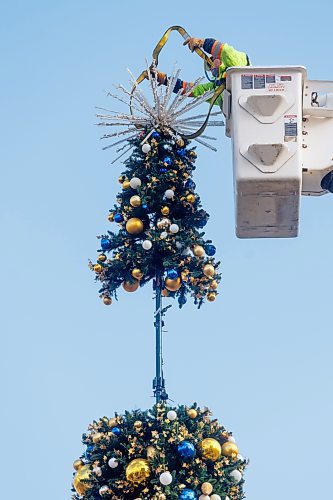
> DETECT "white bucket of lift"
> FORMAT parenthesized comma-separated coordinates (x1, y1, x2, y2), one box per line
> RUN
(224, 66, 307, 238)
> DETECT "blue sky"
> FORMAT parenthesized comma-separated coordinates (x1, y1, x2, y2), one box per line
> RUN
(2, 1, 333, 499)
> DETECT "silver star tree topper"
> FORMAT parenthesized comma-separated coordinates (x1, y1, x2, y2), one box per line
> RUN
(96, 64, 225, 163)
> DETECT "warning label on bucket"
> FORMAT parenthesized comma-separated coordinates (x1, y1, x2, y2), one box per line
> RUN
(284, 114, 298, 141)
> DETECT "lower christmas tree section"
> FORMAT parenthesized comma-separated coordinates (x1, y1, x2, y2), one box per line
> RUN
(72, 403, 247, 500)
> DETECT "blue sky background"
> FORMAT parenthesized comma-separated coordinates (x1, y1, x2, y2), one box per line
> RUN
(2, 1, 333, 499)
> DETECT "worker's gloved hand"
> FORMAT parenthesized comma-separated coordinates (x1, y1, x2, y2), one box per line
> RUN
(149, 67, 167, 85)
(183, 37, 204, 52)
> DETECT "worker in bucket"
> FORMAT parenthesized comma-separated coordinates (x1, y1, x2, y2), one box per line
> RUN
(153, 36, 250, 105)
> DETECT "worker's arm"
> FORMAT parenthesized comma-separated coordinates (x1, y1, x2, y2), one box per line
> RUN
(154, 72, 223, 106)
(185, 37, 249, 67)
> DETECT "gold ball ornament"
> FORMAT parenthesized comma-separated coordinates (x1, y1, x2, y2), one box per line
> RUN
(107, 212, 114, 222)
(161, 206, 170, 216)
(165, 277, 181, 291)
(203, 264, 215, 277)
(146, 445, 156, 460)
(207, 292, 217, 302)
(73, 465, 92, 496)
(94, 264, 103, 273)
(73, 459, 84, 471)
(122, 280, 139, 292)
(200, 438, 222, 462)
(131, 268, 143, 280)
(92, 432, 103, 443)
(130, 195, 141, 207)
(210, 280, 218, 290)
(126, 458, 151, 484)
(126, 218, 144, 235)
(122, 180, 131, 189)
(108, 417, 117, 428)
(221, 441, 239, 458)
(98, 254, 107, 262)
(177, 138, 185, 147)
(186, 194, 196, 203)
(193, 245, 204, 257)
(201, 483, 213, 495)
(103, 296, 112, 306)
(187, 409, 198, 419)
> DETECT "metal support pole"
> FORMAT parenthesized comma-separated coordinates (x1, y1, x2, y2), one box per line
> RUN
(153, 272, 168, 403)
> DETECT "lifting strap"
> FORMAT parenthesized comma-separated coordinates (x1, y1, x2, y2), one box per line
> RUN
(130, 25, 224, 140)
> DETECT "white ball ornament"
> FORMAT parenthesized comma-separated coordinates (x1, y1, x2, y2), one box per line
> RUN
(142, 143, 151, 154)
(142, 240, 152, 250)
(159, 471, 173, 485)
(167, 410, 177, 421)
(169, 223, 179, 234)
(199, 496, 210, 500)
(130, 177, 142, 189)
(160, 231, 168, 239)
(108, 457, 118, 468)
(230, 469, 242, 483)
(176, 242, 182, 250)
(164, 189, 175, 199)
(211, 496, 222, 500)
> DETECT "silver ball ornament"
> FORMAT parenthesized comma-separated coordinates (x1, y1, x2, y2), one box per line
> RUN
(142, 240, 152, 250)
(142, 143, 151, 154)
(160, 231, 168, 239)
(167, 410, 177, 421)
(159, 471, 173, 485)
(230, 469, 242, 483)
(211, 496, 222, 500)
(99, 485, 109, 496)
(169, 223, 179, 234)
(130, 177, 142, 189)
(108, 457, 118, 468)
(164, 189, 174, 199)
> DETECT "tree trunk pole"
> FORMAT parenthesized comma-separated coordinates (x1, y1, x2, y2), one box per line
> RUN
(153, 272, 168, 403)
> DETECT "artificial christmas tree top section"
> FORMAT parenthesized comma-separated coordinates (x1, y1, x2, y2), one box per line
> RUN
(90, 69, 224, 308)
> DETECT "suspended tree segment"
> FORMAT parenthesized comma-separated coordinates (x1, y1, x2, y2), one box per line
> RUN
(72, 404, 247, 500)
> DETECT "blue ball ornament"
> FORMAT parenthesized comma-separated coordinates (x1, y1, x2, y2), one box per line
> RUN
(197, 219, 207, 228)
(167, 269, 178, 280)
(185, 179, 196, 190)
(176, 149, 187, 158)
(160, 168, 168, 173)
(112, 427, 121, 436)
(114, 213, 123, 223)
(179, 489, 197, 500)
(152, 131, 160, 139)
(205, 244, 216, 256)
(177, 441, 196, 460)
(142, 203, 148, 210)
(101, 238, 111, 250)
(163, 156, 172, 166)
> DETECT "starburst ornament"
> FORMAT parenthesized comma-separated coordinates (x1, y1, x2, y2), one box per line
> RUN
(96, 63, 225, 163)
